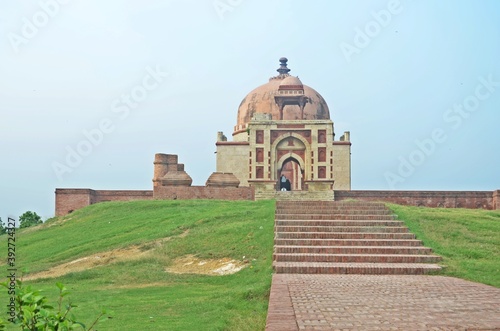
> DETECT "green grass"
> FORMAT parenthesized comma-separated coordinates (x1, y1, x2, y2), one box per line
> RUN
(388, 204, 500, 287)
(0, 200, 275, 330)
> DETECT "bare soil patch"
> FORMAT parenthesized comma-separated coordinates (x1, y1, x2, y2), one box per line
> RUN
(22, 229, 243, 280)
(24, 245, 149, 281)
(165, 255, 246, 276)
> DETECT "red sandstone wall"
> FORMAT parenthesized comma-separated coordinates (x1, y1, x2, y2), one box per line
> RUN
(55, 189, 94, 216)
(334, 190, 495, 209)
(56, 187, 253, 217)
(55, 189, 153, 216)
(494, 190, 500, 210)
(57, 188, 497, 217)
(153, 186, 254, 200)
(91, 190, 154, 204)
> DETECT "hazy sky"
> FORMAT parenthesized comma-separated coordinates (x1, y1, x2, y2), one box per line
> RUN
(1, 0, 499, 220)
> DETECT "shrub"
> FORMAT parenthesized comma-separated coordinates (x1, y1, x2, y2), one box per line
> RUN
(0, 280, 109, 330)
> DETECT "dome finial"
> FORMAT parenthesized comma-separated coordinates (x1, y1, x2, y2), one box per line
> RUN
(277, 57, 291, 75)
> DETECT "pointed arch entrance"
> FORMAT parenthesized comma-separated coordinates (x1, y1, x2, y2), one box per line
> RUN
(272, 133, 309, 191)
(278, 157, 304, 191)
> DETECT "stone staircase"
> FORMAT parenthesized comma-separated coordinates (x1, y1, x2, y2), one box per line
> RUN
(273, 201, 442, 275)
(255, 190, 334, 201)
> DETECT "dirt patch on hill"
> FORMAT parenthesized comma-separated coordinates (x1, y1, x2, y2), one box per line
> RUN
(24, 229, 191, 280)
(24, 245, 149, 281)
(45, 216, 73, 228)
(22, 229, 246, 280)
(165, 255, 246, 276)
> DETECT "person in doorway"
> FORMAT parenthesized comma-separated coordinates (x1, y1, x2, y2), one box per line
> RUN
(280, 175, 287, 191)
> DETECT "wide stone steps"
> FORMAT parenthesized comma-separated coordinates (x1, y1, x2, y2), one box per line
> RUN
(273, 262, 442, 275)
(276, 209, 394, 215)
(272, 200, 442, 275)
(275, 220, 405, 226)
(276, 214, 398, 220)
(277, 201, 386, 207)
(273, 253, 442, 263)
(277, 205, 392, 211)
(275, 226, 409, 233)
(274, 238, 425, 247)
(276, 232, 416, 239)
(274, 245, 433, 255)
(255, 190, 335, 201)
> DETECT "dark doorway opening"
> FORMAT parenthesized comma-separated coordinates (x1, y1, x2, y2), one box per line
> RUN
(278, 158, 303, 191)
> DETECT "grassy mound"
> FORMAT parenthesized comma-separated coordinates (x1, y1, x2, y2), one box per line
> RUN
(388, 204, 500, 287)
(2, 200, 275, 330)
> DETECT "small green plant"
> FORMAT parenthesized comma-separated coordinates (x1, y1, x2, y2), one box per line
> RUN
(1, 280, 109, 331)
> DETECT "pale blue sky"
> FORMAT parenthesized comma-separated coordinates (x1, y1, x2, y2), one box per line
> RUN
(1, 0, 499, 220)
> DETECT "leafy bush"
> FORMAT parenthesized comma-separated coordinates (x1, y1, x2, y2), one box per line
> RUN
(0, 280, 109, 330)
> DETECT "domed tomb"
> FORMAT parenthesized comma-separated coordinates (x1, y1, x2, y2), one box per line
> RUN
(216, 57, 351, 192)
(234, 57, 330, 135)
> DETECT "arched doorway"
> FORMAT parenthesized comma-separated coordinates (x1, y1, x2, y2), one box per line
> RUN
(278, 157, 304, 191)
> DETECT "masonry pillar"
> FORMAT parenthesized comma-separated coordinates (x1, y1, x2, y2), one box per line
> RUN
(494, 190, 500, 210)
(153, 154, 178, 187)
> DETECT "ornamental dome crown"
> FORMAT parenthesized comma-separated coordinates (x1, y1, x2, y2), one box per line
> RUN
(234, 58, 330, 135)
(280, 75, 303, 87)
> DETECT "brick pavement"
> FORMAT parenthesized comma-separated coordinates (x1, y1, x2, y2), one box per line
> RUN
(266, 274, 500, 330)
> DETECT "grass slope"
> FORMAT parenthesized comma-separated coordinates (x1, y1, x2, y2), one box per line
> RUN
(388, 204, 500, 287)
(1, 200, 275, 330)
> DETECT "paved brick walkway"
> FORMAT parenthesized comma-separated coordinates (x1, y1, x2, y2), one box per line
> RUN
(266, 274, 500, 330)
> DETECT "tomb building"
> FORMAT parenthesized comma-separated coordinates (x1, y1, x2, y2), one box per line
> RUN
(215, 57, 351, 195)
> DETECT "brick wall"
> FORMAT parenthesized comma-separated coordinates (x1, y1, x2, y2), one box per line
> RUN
(55, 189, 93, 216)
(55, 189, 153, 216)
(153, 186, 254, 200)
(56, 188, 498, 217)
(91, 190, 154, 204)
(494, 190, 500, 210)
(334, 190, 495, 209)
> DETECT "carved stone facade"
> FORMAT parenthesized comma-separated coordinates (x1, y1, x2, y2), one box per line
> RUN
(216, 58, 351, 193)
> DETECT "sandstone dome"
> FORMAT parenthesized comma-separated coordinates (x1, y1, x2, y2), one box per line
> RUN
(234, 58, 330, 134)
